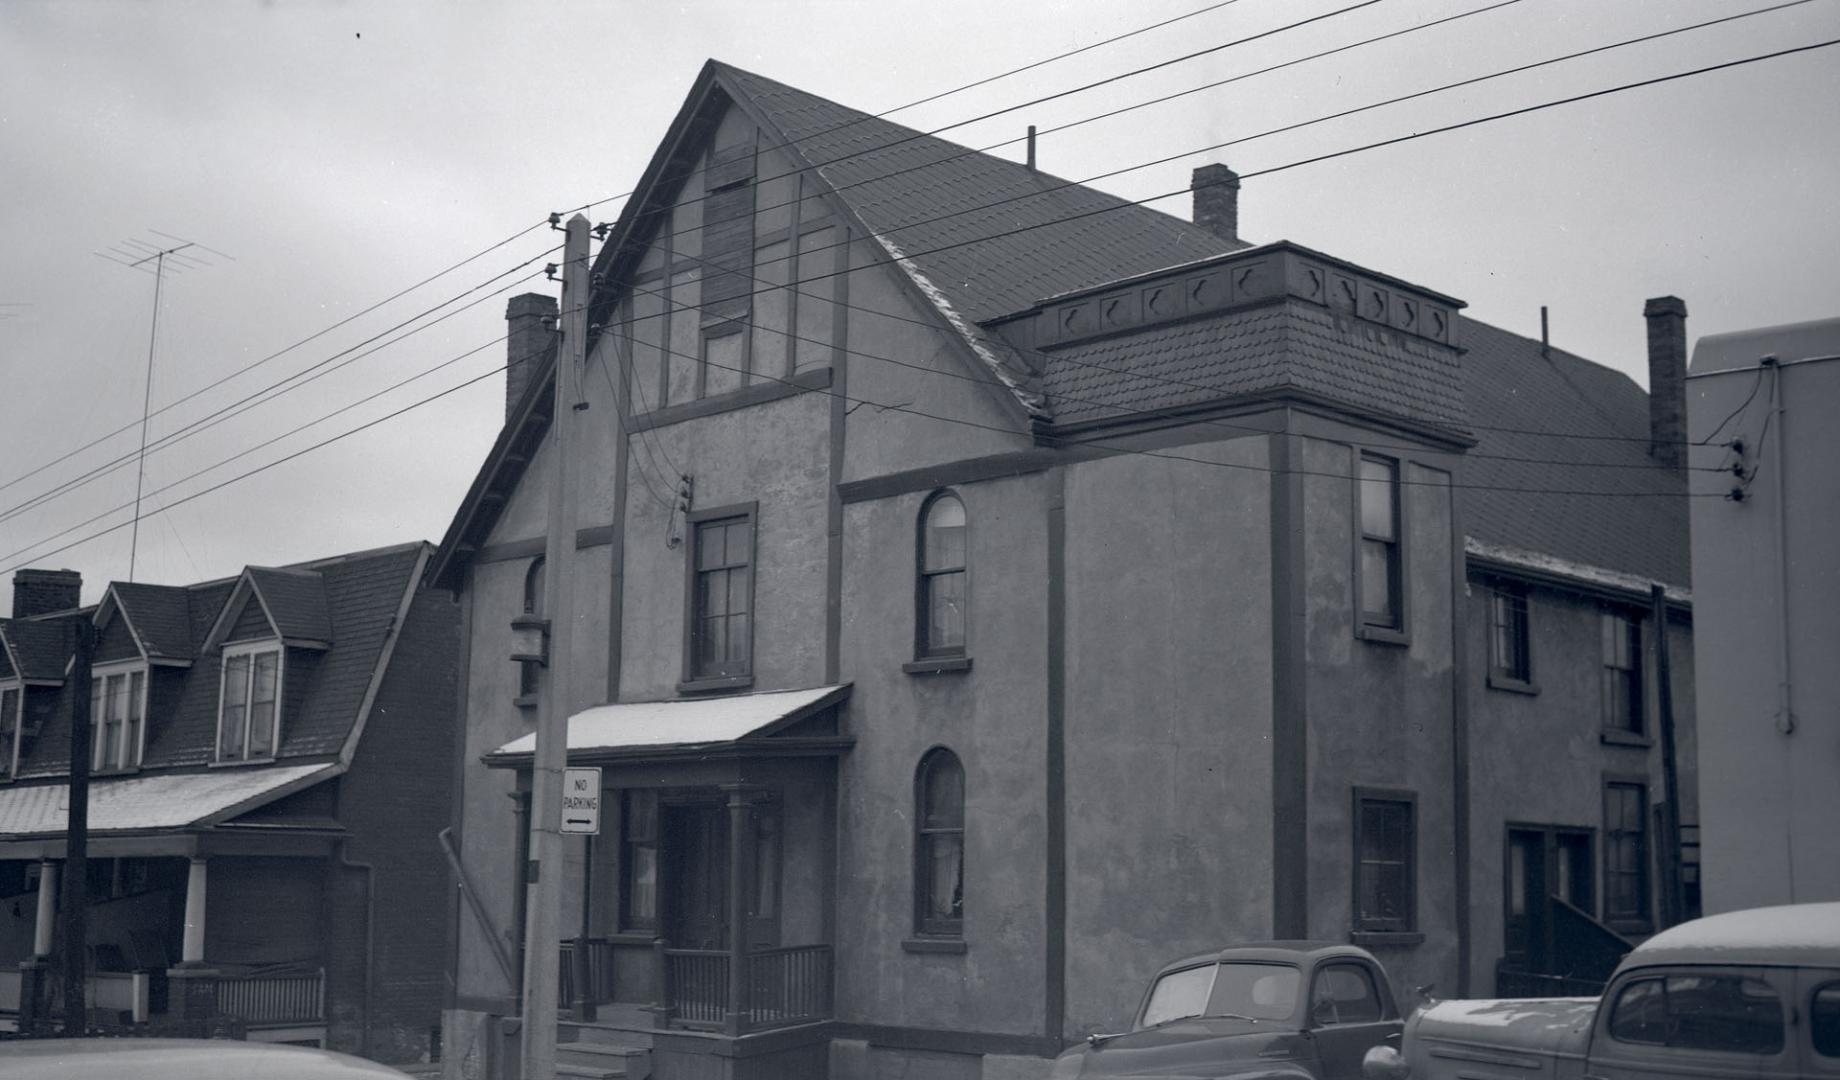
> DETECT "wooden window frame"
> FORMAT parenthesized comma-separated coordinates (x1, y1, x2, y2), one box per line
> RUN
(0, 681, 22, 781)
(517, 556, 546, 708)
(90, 660, 149, 773)
(1487, 582, 1537, 693)
(679, 502, 758, 692)
(1351, 786, 1419, 943)
(1602, 775, 1652, 934)
(1600, 608, 1648, 745)
(912, 489, 970, 668)
(912, 747, 966, 942)
(1353, 452, 1408, 645)
(618, 789, 660, 934)
(214, 642, 283, 765)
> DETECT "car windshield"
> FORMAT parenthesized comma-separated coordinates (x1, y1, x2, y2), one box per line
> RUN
(1139, 962, 1300, 1028)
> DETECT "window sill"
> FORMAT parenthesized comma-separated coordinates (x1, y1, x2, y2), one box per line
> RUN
(677, 674, 754, 695)
(903, 656, 972, 676)
(1600, 729, 1653, 749)
(1487, 673, 1539, 696)
(1350, 930, 1424, 947)
(902, 937, 967, 955)
(1356, 623, 1410, 648)
(88, 766, 143, 779)
(607, 931, 659, 945)
(514, 694, 539, 711)
(208, 756, 278, 768)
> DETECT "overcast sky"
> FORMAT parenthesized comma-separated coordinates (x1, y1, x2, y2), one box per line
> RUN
(2, 0, 1835, 603)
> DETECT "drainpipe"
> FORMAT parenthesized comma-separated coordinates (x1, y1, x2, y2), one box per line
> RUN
(338, 839, 376, 1059)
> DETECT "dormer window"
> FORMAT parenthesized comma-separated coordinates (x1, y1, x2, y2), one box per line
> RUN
(218, 642, 282, 762)
(89, 663, 146, 772)
(0, 681, 22, 780)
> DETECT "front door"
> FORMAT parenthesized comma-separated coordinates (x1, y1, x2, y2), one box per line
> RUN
(664, 805, 729, 950)
(1506, 828, 1551, 971)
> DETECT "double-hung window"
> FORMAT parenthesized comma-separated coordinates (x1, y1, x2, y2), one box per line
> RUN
(0, 682, 22, 779)
(1601, 610, 1643, 737)
(684, 506, 755, 687)
(1352, 788, 1416, 936)
(1358, 454, 1403, 635)
(218, 643, 282, 762)
(619, 790, 659, 932)
(1604, 779, 1651, 931)
(914, 748, 966, 939)
(916, 491, 967, 659)
(89, 664, 146, 772)
(1489, 585, 1533, 689)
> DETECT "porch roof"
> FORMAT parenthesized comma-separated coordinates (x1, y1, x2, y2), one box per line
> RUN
(489, 684, 849, 761)
(0, 762, 339, 837)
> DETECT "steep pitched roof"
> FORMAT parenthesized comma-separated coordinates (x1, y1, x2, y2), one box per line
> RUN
(102, 582, 197, 662)
(1457, 317, 1689, 587)
(243, 566, 335, 645)
(0, 618, 71, 683)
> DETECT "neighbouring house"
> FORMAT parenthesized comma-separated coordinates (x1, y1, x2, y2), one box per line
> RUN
(0, 542, 458, 1064)
(429, 60, 1697, 1080)
(1686, 315, 1840, 915)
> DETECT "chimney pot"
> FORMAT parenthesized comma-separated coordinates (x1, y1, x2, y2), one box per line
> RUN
(1643, 295, 1689, 471)
(505, 293, 559, 424)
(11, 568, 82, 619)
(1192, 163, 1241, 245)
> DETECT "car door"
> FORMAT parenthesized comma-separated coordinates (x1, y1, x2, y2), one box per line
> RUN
(1307, 961, 1399, 1080)
(1798, 967, 1840, 1078)
(1587, 966, 1795, 1079)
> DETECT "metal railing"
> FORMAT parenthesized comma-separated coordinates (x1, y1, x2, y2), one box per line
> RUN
(744, 945, 832, 1027)
(215, 968, 324, 1025)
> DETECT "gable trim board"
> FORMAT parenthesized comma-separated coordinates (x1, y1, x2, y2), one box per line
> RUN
(339, 543, 432, 765)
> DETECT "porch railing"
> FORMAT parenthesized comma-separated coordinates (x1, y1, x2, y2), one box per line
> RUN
(215, 968, 324, 1025)
(558, 938, 620, 1007)
(658, 944, 832, 1033)
(744, 945, 832, 1027)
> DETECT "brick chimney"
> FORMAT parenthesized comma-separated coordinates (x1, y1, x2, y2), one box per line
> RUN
(1643, 296, 1689, 471)
(1192, 163, 1241, 244)
(11, 568, 81, 618)
(505, 293, 559, 423)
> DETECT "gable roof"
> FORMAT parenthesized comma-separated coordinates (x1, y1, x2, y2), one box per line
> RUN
(1457, 317, 1688, 587)
(13, 542, 428, 778)
(97, 581, 197, 664)
(0, 618, 71, 684)
(202, 566, 336, 652)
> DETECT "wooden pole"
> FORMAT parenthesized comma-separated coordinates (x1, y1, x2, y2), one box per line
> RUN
(62, 619, 94, 1033)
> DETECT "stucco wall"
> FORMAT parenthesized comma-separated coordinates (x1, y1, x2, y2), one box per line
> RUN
(1062, 435, 1274, 1039)
(836, 471, 1052, 1037)
(1299, 439, 1458, 1001)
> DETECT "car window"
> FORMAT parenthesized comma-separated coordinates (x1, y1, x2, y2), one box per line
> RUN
(1311, 962, 1383, 1025)
(1141, 964, 1217, 1028)
(1212, 963, 1301, 1021)
(1813, 982, 1840, 1058)
(1608, 973, 1783, 1055)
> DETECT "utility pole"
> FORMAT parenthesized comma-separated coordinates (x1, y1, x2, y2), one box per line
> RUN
(521, 214, 590, 1080)
(62, 619, 95, 1034)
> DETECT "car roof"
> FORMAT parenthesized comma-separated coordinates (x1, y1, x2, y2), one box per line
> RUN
(0, 1039, 409, 1079)
(1155, 940, 1375, 975)
(1623, 902, 1840, 972)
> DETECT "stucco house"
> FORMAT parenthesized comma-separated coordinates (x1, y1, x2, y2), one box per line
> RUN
(429, 60, 1696, 1080)
(0, 542, 457, 1064)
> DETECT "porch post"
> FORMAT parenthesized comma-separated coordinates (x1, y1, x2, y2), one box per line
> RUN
(181, 856, 208, 963)
(32, 858, 57, 957)
(723, 786, 752, 1036)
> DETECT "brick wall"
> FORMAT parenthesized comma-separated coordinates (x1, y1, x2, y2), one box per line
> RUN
(11, 569, 80, 618)
(328, 583, 461, 1064)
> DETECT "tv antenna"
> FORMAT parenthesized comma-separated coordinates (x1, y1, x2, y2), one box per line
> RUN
(92, 231, 235, 581)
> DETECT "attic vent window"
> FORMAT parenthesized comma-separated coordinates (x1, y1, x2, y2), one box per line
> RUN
(218, 642, 282, 763)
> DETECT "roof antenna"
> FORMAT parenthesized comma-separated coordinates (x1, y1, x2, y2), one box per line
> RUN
(1540, 305, 1550, 358)
(1026, 125, 1037, 172)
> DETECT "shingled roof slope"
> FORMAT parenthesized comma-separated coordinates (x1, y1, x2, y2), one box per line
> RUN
(1457, 317, 1689, 586)
(108, 582, 197, 662)
(247, 566, 335, 643)
(0, 618, 71, 682)
(1040, 299, 1469, 433)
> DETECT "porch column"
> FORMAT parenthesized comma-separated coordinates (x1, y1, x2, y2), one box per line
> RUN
(723, 786, 754, 1036)
(32, 858, 57, 957)
(181, 856, 208, 963)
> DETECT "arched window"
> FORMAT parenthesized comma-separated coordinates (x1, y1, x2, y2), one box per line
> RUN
(916, 492, 967, 658)
(519, 557, 545, 700)
(914, 748, 965, 937)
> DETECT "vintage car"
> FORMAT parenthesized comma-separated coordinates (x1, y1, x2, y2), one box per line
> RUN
(1363, 901, 1840, 1079)
(1050, 941, 1403, 1079)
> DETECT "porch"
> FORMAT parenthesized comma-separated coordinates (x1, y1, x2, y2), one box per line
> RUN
(489, 685, 852, 1040)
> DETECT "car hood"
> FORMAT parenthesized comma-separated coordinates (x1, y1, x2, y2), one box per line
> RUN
(1053, 1022, 1315, 1077)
